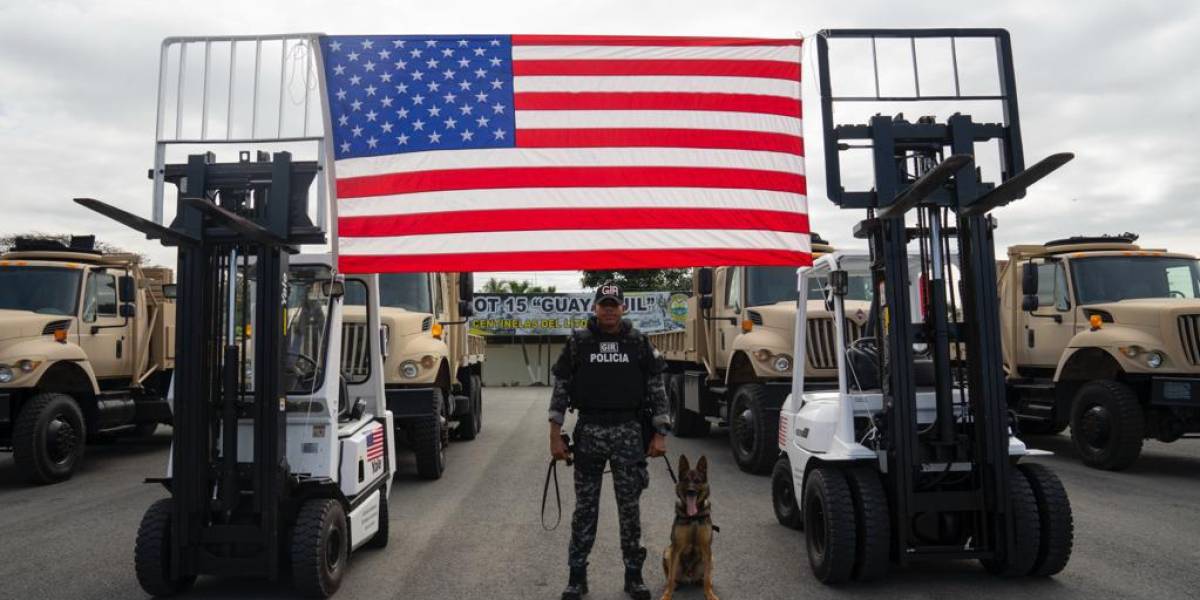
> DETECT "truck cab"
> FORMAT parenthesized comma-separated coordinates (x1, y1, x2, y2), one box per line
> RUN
(1001, 234, 1200, 469)
(0, 236, 175, 483)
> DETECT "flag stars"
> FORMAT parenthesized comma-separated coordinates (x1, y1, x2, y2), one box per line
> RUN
(429, 132, 442, 143)
(381, 121, 394, 133)
(458, 39, 469, 47)
(396, 107, 410, 119)
(443, 69, 456, 80)
(347, 51, 360, 62)
(361, 39, 375, 49)
(490, 39, 501, 46)
(392, 40, 406, 48)
(492, 102, 506, 114)
(490, 78, 504, 90)
(350, 99, 363, 111)
(460, 130, 474, 141)
(425, 58, 439, 69)
(380, 72, 392, 83)
(412, 94, 425, 105)
(365, 109, 378, 121)
(474, 68, 487, 79)
(363, 60, 376, 72)
(411, 70, 424, 81)
(458, 80, 472, 91)
(427, 106, 442, 117)
(349, 74, 362, 86)
(366, 136, 379, 148)
(396, 133, 409, 145)
(476, 115, 490, 127)
(340, 141, 351, 153)
(459, 104, 473, 115)
(412, 119, 425, 130)
(493, 128, 506, 139)
(426, 40, 438, 47)
(335, 88, 347, 100)
(443, 117, 458, 129)
(329, 40, 343, 52)
(442, 92, 457, 103)
(409, 48, 422, 58)
(475, 91, 488, 103)
(489, 57, 502, 67)
(394, 59, 408, 70)
(395, 83, 409, 94)
(381, 96, 394, 107)
(365, 84, 378, 96)
(473, 48, 486, 57)
(333, 64, 346, 76)
(457, 57, 470, 68)
(378, 49, 391, 60)
(441, 48, 454, 58)
(352, 125, 363, 137)
(427, 81, 441, 92)
(337, 114, 349, 126)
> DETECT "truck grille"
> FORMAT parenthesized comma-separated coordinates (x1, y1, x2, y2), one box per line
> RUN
(1178, 315, 1200, 365)
(806, 318, 865, 370)
(341, 323, 371, 379)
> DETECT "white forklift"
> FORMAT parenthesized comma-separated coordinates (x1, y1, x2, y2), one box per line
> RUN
(770, 28, 1074, 583)
(78, 150, 395, 597)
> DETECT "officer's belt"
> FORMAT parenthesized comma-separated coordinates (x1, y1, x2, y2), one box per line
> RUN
(576, 409, 639, 426)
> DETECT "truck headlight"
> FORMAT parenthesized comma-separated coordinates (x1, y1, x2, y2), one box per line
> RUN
(0, 366, 12, 383)
(773, 355, 792, 372)
(17, 359, 39, 373)
(400, 361, 420, 379)
(1146, 352, 1164, 369)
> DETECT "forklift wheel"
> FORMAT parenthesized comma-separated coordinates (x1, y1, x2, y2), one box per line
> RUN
(1019, 463, 1073, 576)
(134, 498, 196, 597)
(771, 457, 803, 530)
(1070, 380, 1144, 471)
(803, 465, 857, 584)
(365, 490, 390, 549)
(292, 498, 349, 598)
(729, 384, 777, 474)
(981, 468, 1041, 577)
(669, 374, 710, 438)
(13, 392, 86, 484)
(844, 466, 890, 581)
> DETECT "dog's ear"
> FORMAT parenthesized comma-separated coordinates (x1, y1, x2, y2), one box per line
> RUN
(697, 456, 708, 480)
(678, 454, 690, 475)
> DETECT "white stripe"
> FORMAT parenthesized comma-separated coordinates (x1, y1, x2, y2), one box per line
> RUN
(335, 147, 806, 179)
(338, 187, 808, 218)
(513, 45, 801, 61)
(515, 110, 803, 136)
(340, 229, 811, 256)
(513, 75, 799, 98)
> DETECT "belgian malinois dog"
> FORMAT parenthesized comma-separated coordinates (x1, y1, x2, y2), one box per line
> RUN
(660, 455, 717, 600)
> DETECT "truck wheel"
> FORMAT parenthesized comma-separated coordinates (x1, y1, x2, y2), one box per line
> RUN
(1070, 380, 1144, 470)
(291, 498, 349, 598)
(471, 374, 483, 434)
(413, 389, 446, 480)
(981, 468, 1041, 577)
(1019, 463, 1073, 577)
(365, 489, 390, 549)
(803, 465, 857, 584)
(771, 456, 803, 530)
(729, 384, 777, 474)
(13, 392, 86, 484)
(844, 466, 890, 582)
(456, 376, 482, 441)
(669, 374, 710, 438)
(134, 498, 196, 597)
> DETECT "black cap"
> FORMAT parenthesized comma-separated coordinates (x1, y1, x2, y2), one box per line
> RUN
(594, 281, 624, 306)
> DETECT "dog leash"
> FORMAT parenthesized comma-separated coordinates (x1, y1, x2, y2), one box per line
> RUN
(542, 434, 574, 531)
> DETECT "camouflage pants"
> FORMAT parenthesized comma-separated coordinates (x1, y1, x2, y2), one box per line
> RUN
(568, 420, 648, 570)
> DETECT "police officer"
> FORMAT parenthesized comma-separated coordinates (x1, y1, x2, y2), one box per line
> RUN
(549, 281, 670, 600)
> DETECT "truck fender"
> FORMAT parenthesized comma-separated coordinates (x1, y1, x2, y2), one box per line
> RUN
(35, 357, 101, 397)
(1054, 325, 1152, 382)
(728, 329, 792, 382)
(723, 350, 758, 386)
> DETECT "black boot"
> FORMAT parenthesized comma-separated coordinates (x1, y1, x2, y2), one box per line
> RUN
(561, 565, 588, 600)
(624, 566, 650, 600)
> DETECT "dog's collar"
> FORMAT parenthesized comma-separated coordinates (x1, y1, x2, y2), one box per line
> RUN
(674, 502, 712, 523)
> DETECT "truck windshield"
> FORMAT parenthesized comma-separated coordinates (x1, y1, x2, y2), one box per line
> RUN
(806, 273, 874, 301)
(377, 273, 432, 312)
(746, 266, 799, 306)
(1072, 256, 1200, 304)
(0, 267, 81, 315)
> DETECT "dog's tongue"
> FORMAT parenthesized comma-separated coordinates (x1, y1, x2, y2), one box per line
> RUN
(686, 496, 698, 517)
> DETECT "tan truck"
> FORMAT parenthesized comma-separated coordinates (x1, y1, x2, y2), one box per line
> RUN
(0, 236, 175, 483)
(343, 272, 484, 479)
(650, 239, 873, 474)
(1001, 234, 1200, 470)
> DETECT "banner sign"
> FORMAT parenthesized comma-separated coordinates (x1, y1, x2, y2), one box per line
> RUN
(469, 292, 690, 336)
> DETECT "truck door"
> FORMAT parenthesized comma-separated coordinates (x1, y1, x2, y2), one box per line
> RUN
(79, 269, 133, 380)
(1017, 259, 1076, 370)
(716, 267, 743, 367)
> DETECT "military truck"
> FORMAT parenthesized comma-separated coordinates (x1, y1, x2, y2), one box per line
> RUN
(343, 272, 484, 479)
(0, 236, 175, 483)
(650, 239, 874, 474)
(1001, 233, 1200, 470)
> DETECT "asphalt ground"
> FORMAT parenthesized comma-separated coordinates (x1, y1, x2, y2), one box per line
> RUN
(1, 386, 1199, 599)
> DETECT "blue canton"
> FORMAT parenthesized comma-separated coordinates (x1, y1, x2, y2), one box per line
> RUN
(321, 35, 516, 158)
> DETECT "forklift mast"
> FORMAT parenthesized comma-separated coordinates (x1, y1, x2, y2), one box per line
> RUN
(816, 29, 1072, 561)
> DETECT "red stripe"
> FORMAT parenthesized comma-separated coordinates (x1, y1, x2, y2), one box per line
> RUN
(512, 59, 799, 81)
(338, 208, 810, 237)
(512, 35, 802, 47)
(514, 92, 801, 118)
(516, 128, 804, 155)
(336, 166, 806, 198)
(340, 248, 812, 274)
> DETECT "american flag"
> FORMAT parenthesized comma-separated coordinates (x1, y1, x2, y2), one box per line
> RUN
(320, 34, 809, 273)
(366, 424, 385, 461)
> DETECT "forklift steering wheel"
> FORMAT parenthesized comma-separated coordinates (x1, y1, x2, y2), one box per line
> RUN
(286, 351, 320, 385)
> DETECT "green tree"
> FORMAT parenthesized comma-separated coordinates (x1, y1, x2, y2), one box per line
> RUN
(581, 269, 691, 292)
(482, 278, 556, 294)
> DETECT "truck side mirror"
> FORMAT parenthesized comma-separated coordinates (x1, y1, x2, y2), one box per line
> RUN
(459, 273, 474, 302)
(119, 275, 137, 301)
(162, 284, 177, 300)
(1022, 295, 1040, 312)
(700, 296, 713, 310)
(829, 270, 849, 297)
(120, 303, 136, 318)
(458, 299, 474, 318)
(697, 268, 713, 296)
(321, 279, 345, 298)
(1021, 262, 1038, 296)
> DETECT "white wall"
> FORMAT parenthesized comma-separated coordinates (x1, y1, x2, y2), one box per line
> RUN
(481, 341, 565, 387)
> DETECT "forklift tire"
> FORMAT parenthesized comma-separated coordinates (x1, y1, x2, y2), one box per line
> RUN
(844, 466, 890, 582)
(1018, 463, 1073, 577)
(1070, 380, 1144, 471)
(13, 392, 86, 484)
(803, 465, 858, 584)
(134, 498, 196, 597)
(413, 389, 447, 480)
(292, 498, 349, 598)
(457, 376, 482, 441)
(981, 468, 1041, 577)
(771, 456, 803, 530)
(729, 384, 777, 474)
(669, 374, 710, 438)
(365, 490, 390, 549)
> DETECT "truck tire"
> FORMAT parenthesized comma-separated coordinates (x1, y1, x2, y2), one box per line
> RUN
(803, 465, 857, 584)
(729, 384, 777, 474)
(471, 373, 483, 433)
(413, 388, 447, 480)
(1069, 380, 1144, 471)
(13, 392, 86, 484)
(135, 498, 196, 597)
(1019, 463, 1073, 577)
(291, 498, 349, 598)
(364, 489, 390, 549)
(771, 456, 803, 530)
(845, 466, 890, 582)
(457, 376, 482, 441)
(981, 468, 1041, 577)
(669, 374, 709, 438)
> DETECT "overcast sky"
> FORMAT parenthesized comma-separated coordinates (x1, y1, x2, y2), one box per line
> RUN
(1, 0, 1197, 292)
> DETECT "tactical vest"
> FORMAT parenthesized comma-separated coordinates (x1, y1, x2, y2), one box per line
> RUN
(569, 327, 646, 412)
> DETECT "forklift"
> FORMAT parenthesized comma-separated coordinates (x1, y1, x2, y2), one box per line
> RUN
(76, 150, 395, 597)
(771, 29, 1075, 582)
